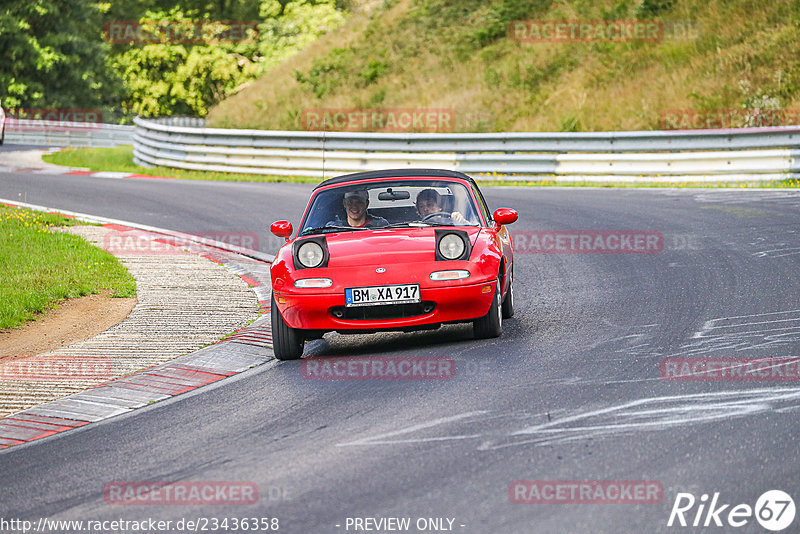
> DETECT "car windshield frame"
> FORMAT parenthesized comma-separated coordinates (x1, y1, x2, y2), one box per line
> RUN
(298, 177, 485, 237)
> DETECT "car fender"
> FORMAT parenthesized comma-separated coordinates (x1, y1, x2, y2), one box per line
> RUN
(471, 229, 504, 282)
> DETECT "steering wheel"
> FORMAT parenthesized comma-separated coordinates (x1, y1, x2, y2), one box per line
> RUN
(421, 211, 451, 221)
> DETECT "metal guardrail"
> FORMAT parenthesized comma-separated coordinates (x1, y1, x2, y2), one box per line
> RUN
(12, 114, 794, 181)
(4, 119, 134, 148)
(132, 117, 800, 181)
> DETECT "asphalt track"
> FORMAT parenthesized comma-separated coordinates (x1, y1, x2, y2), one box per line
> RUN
(2, 151, 800, 533)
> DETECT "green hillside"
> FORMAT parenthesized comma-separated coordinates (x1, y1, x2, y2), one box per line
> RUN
(208, 0, 800, 132)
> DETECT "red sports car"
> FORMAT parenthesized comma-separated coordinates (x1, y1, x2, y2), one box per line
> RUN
(269, 169, 518, 360)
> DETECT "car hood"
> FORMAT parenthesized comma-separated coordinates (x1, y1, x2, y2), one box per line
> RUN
(323, 227, 482, 268)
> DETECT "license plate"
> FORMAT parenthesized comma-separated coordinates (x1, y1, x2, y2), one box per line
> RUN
(345, 284, 420, 307)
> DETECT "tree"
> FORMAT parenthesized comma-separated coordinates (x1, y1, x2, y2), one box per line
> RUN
(0, 0, 346, 119)
(111, 1, 344, 117)
(0, 0, 119, 111)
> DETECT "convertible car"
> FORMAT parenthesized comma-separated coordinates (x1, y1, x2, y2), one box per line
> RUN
(269, 169, 518, 360)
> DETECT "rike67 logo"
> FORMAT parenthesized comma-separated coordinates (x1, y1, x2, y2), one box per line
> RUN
(668, 490, 796, 531)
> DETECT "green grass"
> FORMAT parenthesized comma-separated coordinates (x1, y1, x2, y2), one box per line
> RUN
(44, 146, 799, 188)
(0, 207, 137, 330)
(42, 146, 319, 183)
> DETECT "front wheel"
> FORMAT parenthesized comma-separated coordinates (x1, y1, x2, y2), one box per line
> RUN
(501, 267, 514, 319)
(473, 280, 502, 339)
(271, 294, 304, 360)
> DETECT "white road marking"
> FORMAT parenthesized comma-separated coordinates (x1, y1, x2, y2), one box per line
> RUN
(336, 411, 488, 447)
(477, 387, 800, 450)
(702, 308, 800, 323)
(337, 388, 800, 450)
(678, 309, 800, 355)
(753, 246, 800, 258)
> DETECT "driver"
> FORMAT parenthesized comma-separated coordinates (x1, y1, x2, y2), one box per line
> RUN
(415, 189, 469, 224)
(416, 189, 448, 219)
(334, 189, 389, 228)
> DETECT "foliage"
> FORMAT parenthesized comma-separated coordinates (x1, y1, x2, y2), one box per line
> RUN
(0, 0, 119, 111)
(110, 1, 345, 118)
(258, 0, 345, 68)
(294, 47, 352, 98)
(109, 9, 257, 117)
(0, 0, 347, 120)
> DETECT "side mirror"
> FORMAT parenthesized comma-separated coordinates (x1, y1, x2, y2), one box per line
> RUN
(493, 208, 518, 227)
(270, 220, 293, 239)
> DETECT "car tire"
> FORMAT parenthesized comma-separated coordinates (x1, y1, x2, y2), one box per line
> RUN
(473, 279, 502, 339)
(271, 294, 304, 360)
(501, 267, 514, 319)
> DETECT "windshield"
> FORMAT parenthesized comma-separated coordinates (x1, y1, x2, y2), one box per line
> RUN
(300, 179, 482, 235)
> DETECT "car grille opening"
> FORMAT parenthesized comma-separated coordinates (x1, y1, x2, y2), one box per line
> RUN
(330, 302, 436, 321)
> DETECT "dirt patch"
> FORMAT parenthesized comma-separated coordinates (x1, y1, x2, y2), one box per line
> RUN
(0, 291, 137, 361)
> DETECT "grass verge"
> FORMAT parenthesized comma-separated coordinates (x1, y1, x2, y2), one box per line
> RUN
(0, 207, 136, 330)
(44, 146, 800, 188)
(42, 146, 319, 183)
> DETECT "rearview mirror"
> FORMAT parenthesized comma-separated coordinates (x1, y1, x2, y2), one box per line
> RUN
(493, 208, 518, 226)
(270, 220, 293, 239)
(378, 188, 410, 201)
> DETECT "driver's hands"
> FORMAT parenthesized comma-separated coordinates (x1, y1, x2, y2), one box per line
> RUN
(451, 211, 469, 224)
(422, 211, 449, 220)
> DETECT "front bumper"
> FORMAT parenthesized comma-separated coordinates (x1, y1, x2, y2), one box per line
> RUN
(274, 279, 497, 331)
